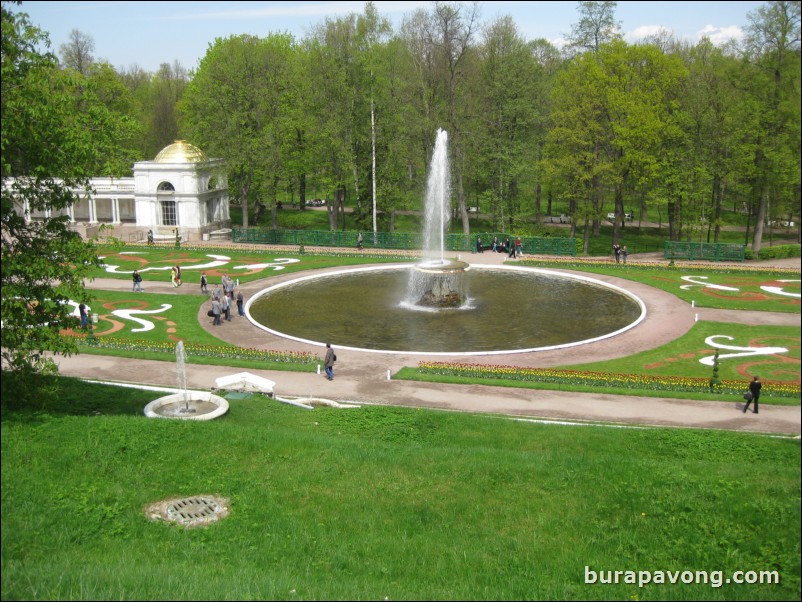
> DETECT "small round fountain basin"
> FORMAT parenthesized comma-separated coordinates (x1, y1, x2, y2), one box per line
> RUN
(144, 392, 229, 421)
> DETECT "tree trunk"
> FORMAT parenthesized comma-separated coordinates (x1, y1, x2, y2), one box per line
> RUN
(240, 183, 249, 229)
(752, 185, 768, 255)
(712, 175, 722, 243)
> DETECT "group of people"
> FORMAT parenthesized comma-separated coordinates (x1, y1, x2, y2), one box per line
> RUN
(475, 236, 523, 258)
(208, 274, 245, 326)
(612, 243, 629, 264)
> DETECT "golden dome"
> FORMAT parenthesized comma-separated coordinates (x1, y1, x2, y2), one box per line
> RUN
(154, 140, 209, 163)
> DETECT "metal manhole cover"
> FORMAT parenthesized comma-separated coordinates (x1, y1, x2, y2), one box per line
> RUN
(146, 495, 229, 528)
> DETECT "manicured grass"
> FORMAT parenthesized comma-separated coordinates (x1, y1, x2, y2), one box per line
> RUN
(92, 245, 408, 284)
(561, 322, 800, 383)
(395, 322, 800, 404)
(519, 258, 801, 313)
(1, 375, 799, 600)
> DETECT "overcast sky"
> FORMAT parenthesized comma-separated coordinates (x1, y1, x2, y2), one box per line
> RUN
(19, 1, 765, 73)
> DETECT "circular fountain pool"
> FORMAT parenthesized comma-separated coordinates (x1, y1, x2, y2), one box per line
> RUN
(247, 264, 645, 355)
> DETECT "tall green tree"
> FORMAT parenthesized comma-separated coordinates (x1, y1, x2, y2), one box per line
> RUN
(1, 3, 129, 375)
(472, 16, 544, 232)
(742, 0, 801, 252)
(180, 34, 297, 229)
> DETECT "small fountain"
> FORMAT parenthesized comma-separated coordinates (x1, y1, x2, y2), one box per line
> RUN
(406, 129, 470, 309)
(143, 341, 229, 420)
(175, 341, 195, 414)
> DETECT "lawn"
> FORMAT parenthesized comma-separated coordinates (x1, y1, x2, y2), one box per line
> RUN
(1, 375, 799, 601)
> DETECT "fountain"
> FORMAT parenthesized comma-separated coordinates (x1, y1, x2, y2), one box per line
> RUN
(406, 129, 470, 309)
(175, 341, 195, 414)
(143, 341, 229, 420)
(247, 130, 646, 354)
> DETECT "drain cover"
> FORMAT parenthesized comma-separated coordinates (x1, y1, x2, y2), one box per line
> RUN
(146, 495, 229, 527)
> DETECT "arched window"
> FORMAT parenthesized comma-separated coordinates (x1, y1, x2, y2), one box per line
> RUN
(157, 181, 175, 193)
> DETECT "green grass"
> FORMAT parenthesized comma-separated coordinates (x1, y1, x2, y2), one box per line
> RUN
(519, 258, 801, 313)
(1, 374, 799, 601)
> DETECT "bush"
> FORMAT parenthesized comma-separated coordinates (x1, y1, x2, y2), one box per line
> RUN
(745, 244, 801, 260)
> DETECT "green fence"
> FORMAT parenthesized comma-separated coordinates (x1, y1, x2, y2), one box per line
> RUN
(664, 241, 745, 262)
(233, 228, 577, 256)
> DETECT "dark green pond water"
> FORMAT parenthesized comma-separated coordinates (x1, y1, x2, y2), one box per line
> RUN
(249, 267, 643, 353)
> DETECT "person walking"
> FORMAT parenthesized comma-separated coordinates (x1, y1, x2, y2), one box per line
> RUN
(78, 302, 89, 330)
(622, 246, 628, 264)
(222, 293, 231, 321)
(170, 266, 178, 288)
(324, 343, 336, 381)
(613, 243, 621, 263)
(743, 376, 762, 414)
(176, 265, 182, 286)
(357, 231, 364, 250)
(236, 290, 245, 317)
(132, 270, 143, 292)
(476, 237, 483, 253)
(515, 237, 523, 258)
(200, 272, 208, 295)
(211, 298, 222, 326)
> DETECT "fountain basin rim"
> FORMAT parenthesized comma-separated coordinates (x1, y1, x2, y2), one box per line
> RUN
(245, 263, 647, 356)
(414, 259, 470, 273)
(144, 391, 229, 420)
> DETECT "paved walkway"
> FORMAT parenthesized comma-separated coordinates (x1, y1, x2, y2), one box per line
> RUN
(55, 249, 801, 436)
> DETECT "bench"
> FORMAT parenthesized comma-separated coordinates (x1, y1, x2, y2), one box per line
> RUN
(142, 231, 177, 243)
(210, 228, 232, 240)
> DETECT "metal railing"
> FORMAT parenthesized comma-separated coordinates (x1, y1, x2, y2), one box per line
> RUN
(232, 228, 577, 256)
(664, 241, 745, 262)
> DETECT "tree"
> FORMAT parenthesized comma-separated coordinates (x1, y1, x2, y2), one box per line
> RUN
(742, 0, 801, 253)
(180, 34, 298, 229)
(58, 28, 94, 75)
(1, 4, 125, 375)
(566, 1, 622, 55)
(472, 16, 544, 232)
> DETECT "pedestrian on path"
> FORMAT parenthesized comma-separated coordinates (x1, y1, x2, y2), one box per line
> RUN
(324, 343, 336, 380)
(132, 270, 143, 292)
(222, 294, 231, 321)
(236, 290, 245, 317)
(200, 272, 208, 295)
(211, 298, 222, 326)
(743, 376, 761, 414)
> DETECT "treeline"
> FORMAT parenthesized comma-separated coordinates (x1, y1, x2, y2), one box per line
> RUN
(21, 2, 802, 253)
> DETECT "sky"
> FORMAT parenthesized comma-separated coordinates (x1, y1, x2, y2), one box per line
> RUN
(17, 1, 766, 73)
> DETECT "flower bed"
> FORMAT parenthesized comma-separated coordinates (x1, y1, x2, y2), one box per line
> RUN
(79, 337, 318, 365)
(416, 362, 801, 399)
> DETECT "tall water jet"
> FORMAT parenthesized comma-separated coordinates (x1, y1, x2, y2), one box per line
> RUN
(408, 129, 470, 308)
(422, 129, 451, 264)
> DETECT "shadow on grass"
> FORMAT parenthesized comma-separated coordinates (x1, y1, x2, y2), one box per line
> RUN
(1, 371, 152, 421)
